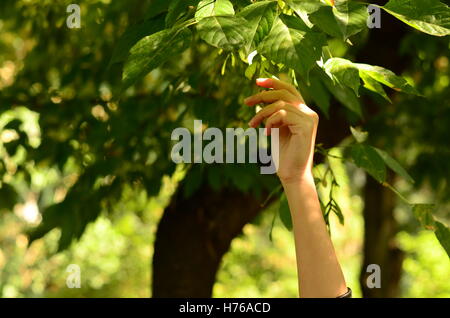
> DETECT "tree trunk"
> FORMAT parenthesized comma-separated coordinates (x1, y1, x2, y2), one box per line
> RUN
(356, 3, 410, 297)
(152, 183, 272, 297)
(359, 174, 405, 297)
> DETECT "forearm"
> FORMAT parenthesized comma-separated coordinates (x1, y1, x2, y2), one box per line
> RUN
(244, 77, 347, 297)
(282, 172, 347, 298)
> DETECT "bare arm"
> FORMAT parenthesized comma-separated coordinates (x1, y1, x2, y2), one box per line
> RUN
(282, 176, 347, 297)
(245, 78, 348, 298)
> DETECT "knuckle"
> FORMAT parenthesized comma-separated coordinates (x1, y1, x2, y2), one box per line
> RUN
(309, 111, 319, 123)
(299, 103, 318, 118)
(278, 109, 287, 117)
(285, 103, 298, 112)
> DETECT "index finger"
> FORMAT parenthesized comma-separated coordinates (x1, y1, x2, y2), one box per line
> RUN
(256, 78, 303, 100)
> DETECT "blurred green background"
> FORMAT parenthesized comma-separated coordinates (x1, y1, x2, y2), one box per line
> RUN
(0, 0, 449, 298)
(1, 168, 449, 297)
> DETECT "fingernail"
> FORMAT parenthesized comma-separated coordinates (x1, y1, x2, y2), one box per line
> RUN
(256, 78, 268, 82)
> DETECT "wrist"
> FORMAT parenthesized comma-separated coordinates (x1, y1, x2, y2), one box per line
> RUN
(279, 169, 314, 187)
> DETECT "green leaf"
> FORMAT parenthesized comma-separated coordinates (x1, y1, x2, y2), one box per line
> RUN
(285, 0, 325, 15)
(110, 15, 165, 65)
(196, 16, 251, 50)
(323, 57, 419, 98)
(194, 0, 247, 51)
(165, 0, 197, 27)
(322, 74, 362, 116)
(350, 126, 368, 143)
(245, 61, 258, 79)
(334, 0, 369, 40)
(374, 147, 415, 184)
(412, 204, 450, 258)
(383, 0, 450, 36)
(332, 199, 345, 225)
(360, 71, 391, 102)
(122, 28, 192, 90)
(238, 0, 277, 53)
(279, 193, 292, 231)
(303, 75, 331, 116)
(435, 221, 450, 259)
(309, 0, 368, 40)
(284, 0, 326, 27)
(354, 63, 419, 95)
(195, 0, 235, 19)
(258, 15, 327, 80)
(324, 57, 361, 97)
(350, 144, 386, 183)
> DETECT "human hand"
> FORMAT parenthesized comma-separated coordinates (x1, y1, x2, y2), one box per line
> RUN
(245, 78, 319, 184)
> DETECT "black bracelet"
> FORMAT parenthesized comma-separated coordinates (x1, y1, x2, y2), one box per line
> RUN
(336, 288, 352, 298)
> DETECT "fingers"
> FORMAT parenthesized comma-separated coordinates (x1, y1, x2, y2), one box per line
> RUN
(244, 89, 299, 106)
(255, 78, 303, 100)
(248, 101, 302, 128)
(245, 78, 316, 131)
(265, 110, 288, 136)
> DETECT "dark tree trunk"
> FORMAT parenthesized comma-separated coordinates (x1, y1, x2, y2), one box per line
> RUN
(356, 3, 411, 297)
(359, 174, 405, 297)
(152, 183, 272, 297)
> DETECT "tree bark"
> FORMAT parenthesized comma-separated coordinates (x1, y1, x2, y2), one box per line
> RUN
(356, 4, 410, 297)
(359, 174, 405, 297)
(152, 183, 272, 297)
